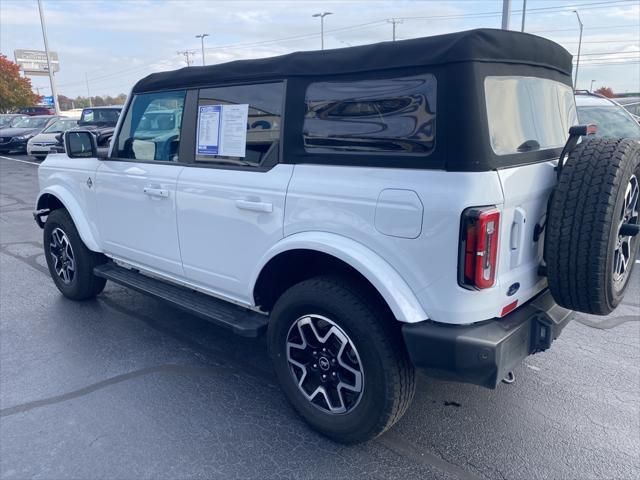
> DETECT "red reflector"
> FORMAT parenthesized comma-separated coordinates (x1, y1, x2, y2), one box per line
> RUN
(500, 300, 518, 317)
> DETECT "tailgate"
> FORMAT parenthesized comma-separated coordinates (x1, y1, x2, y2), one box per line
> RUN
(496, 159, 557, 306)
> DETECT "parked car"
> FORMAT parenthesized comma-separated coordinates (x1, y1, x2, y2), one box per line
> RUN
(52, 106, 122, 153)
(0, 114, 28, 129)
(0, 115, 59, 154)
(27, 118, 79, 160)
(34, 29, 639, 444)
(575, 92, 640, 138)
(18, 106, 56, 116)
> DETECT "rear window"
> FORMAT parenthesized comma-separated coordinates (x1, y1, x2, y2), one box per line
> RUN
(79, 108, 121, 126)
(577, 105, 640, 139)
(485, 76, 576, 155)
(303, 74, 436, 155)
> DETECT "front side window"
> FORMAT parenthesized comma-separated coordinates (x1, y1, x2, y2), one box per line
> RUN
(114, 90, 185, 162)
(485, 76, 577, 156)
(303, 74, 436, 155)
(195, 82, 284, 166)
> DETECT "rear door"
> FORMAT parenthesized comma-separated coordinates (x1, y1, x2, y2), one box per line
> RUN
(176, 82, 292, 303)
(95, 90, 187, 277)
(484, 76, 577, 303)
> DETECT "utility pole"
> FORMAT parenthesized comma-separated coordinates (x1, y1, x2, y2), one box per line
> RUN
(387, 18, 403, 41)
(177, 50, 196, 67)
(195, 33, 209, 66)
(590, 79, 596, 92)
(312, 12, 333, 50)
(573, 10, 583, 90)
(501, 0, 512, 30)
(521, 0, 527, 32)
(85, 72, 92, 107)
(37, 0, 60, 114)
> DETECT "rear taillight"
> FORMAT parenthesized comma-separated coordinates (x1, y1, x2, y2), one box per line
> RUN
(458, 207, 500, 289)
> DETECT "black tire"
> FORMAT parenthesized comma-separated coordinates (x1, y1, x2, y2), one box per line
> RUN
(546, 138, 640, 315)
(268, 275, 416, 444)
(43, 208, 107, 300)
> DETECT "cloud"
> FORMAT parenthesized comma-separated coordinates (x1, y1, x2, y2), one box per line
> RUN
(2, 0, 638, 96)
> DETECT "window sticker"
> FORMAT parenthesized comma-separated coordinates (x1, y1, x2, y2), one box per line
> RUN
(196, 104, 249, 157)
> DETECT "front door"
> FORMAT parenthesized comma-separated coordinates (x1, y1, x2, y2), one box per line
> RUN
(95, 90, 187, 277)
(176, 82, 291, 303)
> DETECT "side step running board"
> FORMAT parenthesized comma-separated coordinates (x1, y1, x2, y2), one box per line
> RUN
(94, 262, 268, 337)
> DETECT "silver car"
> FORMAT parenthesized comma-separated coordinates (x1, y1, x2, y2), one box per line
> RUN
(27, 118, 79, 160)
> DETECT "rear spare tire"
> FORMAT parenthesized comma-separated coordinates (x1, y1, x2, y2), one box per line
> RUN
(546, 138, 640, 315)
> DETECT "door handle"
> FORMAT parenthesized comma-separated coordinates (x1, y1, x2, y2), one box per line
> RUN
(235, 199, 273, 213)
(509, 207, 527, 268)
(143, 186, 170, 198)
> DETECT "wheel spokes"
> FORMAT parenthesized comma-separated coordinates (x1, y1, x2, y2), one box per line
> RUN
(49, 228, 75, 284)
(285, 314, 364, 415)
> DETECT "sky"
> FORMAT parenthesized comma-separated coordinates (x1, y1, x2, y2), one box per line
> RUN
(0, 0, 638, 99)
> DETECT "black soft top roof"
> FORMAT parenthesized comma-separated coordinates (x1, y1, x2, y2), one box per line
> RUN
(132, 28, 572, 93)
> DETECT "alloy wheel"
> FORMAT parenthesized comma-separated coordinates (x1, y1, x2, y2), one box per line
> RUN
(613, 174, 639, 289)
(286, 314, 364, 414)
(50, 227, 75, 284)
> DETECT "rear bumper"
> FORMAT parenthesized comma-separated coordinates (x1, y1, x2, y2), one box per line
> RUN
(402, 289, 572, 389)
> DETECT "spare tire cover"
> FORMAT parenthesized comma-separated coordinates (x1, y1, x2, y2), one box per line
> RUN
(546, 137, 640, 315)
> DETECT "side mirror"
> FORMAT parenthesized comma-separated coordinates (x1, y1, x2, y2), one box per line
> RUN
(64, 131, 97, 158)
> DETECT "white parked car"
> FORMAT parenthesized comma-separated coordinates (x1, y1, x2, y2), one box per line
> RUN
(34, 29, 639, 444)
(27, 118, 79, 160)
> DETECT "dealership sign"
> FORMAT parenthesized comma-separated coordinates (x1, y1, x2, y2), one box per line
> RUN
(14, 49, 60, 76)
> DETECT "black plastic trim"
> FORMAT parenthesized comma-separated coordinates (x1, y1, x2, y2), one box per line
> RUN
(401, 289, 572, 389)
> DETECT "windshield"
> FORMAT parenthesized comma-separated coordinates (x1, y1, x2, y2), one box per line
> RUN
(485, 76, 577, 155)
(577, 105, 640, 139)
(79, 108, 121, 126)
(43, 119, 79, 133)
(12, 117, 51, 129)
(0, 116, 17, 127)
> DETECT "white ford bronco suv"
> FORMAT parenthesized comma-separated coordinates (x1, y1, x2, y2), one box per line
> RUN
(34, 29, 639, 444)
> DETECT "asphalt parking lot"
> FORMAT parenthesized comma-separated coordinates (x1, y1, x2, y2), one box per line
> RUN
(0, 153, 639, 480)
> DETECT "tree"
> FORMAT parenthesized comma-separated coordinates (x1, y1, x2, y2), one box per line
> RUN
(58, 94, 74, 110)
(0, 54, 41, 113)
(594, 86, 615, 98)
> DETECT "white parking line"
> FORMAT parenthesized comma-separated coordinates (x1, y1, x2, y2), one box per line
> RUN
(0, 155, 40, 166)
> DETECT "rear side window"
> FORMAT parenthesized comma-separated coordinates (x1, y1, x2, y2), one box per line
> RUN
(303, 74, 436, 155)
(485, 76, 577, 155)
(195, 82, 284, 167)
(114, 90, 185, 161)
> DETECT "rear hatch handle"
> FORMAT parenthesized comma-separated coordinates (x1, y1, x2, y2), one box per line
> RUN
(509, 207, 527, 268)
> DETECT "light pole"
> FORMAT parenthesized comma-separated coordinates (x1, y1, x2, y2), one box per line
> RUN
(37, 0, 60, 114)
(195, 33, 209, 66)
(590, 79, 596, 92)
(85, 72, 92, 107)
(521, 0, 527, 32)
(501, 0, 512, 30)
(573, 10, 583, 90)
(387, 18, 403, 41)
(312, 12, 333, 50)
